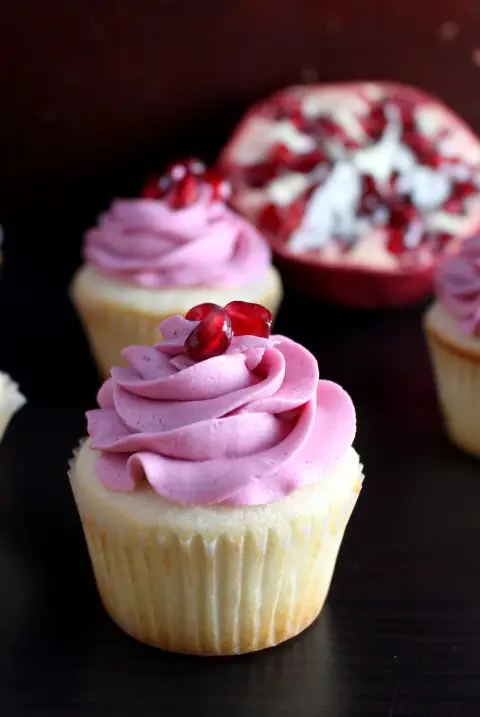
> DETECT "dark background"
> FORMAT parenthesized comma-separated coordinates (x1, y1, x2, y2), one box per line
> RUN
(2, 2, 480, 715)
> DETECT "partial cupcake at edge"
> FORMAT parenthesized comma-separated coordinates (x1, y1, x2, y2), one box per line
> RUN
(68, 300, 363, 655)
(70, 159, 283, 377)
(218, 81, 480, 309)
(424, 235, 480, 457)
(0, 372, 25, 442)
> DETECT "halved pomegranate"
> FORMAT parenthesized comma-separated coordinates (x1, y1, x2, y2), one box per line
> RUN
(217, 82, 480, 309)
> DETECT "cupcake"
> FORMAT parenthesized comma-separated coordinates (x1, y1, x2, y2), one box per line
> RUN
(0, 372, 25, 441)
(218, 82, 480, 308)
(424, 236, 480, 456)
(70, 158, 283, 377)
(69, 301, 362, 655)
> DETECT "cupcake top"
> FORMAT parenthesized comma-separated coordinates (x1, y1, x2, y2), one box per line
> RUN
(83, 159, 271, 288)
(87, 302, 356, 507)
(436, 235, 480, 336)
(218, 82, 480, 273)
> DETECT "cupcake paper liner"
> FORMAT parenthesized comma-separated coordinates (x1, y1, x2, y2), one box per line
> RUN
(425, 320, 480, 457)
(69, 442, 363, 655)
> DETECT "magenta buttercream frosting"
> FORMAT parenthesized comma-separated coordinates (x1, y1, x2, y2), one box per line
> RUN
(83, 188, 271, 288)
(436, 236, 480, 336)
(86, 315, 356, 507)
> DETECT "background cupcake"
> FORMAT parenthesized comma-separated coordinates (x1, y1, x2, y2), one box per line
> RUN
(69, 306, 362, 655)
(424, 236, 480, 456)
(218, 82, 480, 308)
(70, 159, 283, 377)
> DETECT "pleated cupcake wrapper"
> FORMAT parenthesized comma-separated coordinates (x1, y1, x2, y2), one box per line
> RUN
(426, 329, 480, 457)
(68, 447, 363, 656)
(72, 286, 282, 380)
(0, 373, 26, 441)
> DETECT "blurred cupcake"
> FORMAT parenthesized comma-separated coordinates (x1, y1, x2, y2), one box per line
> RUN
(0, 372, 25, 440)
(69, 302, 362, 655)
(218, 82, 480, 308)
(424, 236, 480, 456)
(70, 159, 283, 377)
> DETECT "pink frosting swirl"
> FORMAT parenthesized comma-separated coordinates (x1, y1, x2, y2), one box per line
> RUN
(83, 188, 271, 288)
(436, 236, 480, 336)
(86, 316, 356, 507)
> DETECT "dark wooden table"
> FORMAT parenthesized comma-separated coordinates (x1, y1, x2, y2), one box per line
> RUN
(1, 273, 480, 717)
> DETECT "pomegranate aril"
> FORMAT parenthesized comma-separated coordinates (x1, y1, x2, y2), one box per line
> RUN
(451, 180, 477, 200)
(224, 301, 272, 338)
(202, 170, 232, 201)
(362, 102, 387, 141)
(243, 162, 279, 188)
(359, 174, 380, 214)
(142, 175, 170, 200)
(167, 174, 199, 209)
(291, 150, 329, 173)
(403, 131, 441, 168)
(442, 197, 464, 214)
(434, 232, 454, 251)
(185, 307, 233, 362)
(257, 203, 282, 235)
(167, 157, 205, 181)
(386, 228, 406, 255)
(271, 143, 295, 167)
(185, 303, 221, 321)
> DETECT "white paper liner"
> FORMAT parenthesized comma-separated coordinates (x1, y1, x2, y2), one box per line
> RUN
(426, 332, 480, 456)
(68, 442, 363, 655)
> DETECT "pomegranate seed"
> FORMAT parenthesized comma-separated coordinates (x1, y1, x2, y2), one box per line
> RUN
(362, 102, 387, 141)
(282, 199, 306, 237)
(202, 170, 232, 201)
(451, 179, 477, 200)
(185, 303, 221, 321)
(185, 307, 233, 362)
(359, 174, 380, 214)
(167, 174, 199, 209)
(224, 301, 272, 338)
(442, 197, 464, 214)
(403, 131, 441, 168)
(317, 116, 343, 139)
(388, 171, 400, 194)
(271, 143, 295, 167)
(386, 228, 406, 255)
(167, 157, 205, 181)
(315, 115, 360, 150)
(388, 198, 419, 229)
(257, 203, 282, 235)
(435, 232, 454, 250)
(243, 162, 279, 188)
(291, 150, 329, 173)
(142, 174, 170, 199)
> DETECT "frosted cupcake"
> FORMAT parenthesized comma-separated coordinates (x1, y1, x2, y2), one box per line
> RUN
(218, 82, 480, 308)
(70, 159, 283, 377)
(0, 372, 25, 440)
(424, 236, 480, 456)
(69, 301, 362, 655)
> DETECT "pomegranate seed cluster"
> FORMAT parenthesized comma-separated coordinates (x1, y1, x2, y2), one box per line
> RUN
(143, 158, 232, 209)
(184, 301, 272, 362)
